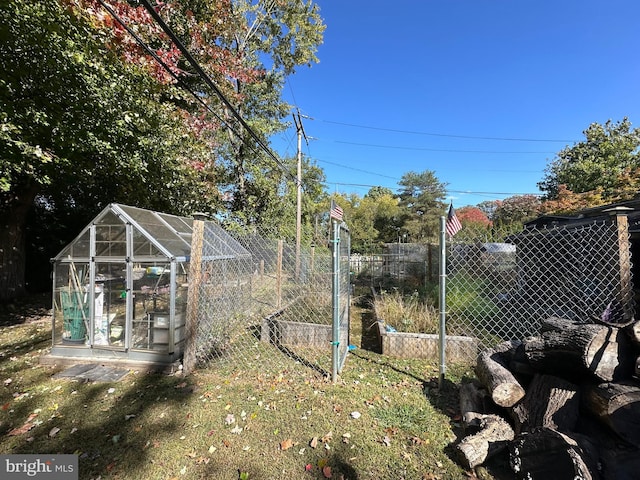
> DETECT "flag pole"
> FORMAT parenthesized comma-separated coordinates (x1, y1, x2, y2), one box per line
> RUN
(438, 215, 447, 388)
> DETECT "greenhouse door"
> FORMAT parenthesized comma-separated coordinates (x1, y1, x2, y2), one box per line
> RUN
(92, 261, 129, 349)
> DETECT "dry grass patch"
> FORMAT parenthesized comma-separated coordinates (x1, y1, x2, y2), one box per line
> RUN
(374, 290, 438, 334)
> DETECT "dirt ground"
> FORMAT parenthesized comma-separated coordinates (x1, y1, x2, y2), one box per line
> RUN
(0, 292, 53, 327)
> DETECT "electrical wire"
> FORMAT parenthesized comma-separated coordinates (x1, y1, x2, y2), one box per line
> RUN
(324, 182, 541, 197)
(137, 0, 298, 185)
(321, 119, 577, 143)
(334, 140, 556, 154)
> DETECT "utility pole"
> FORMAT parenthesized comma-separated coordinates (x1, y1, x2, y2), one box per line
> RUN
(293, 112, 304, 280)
(293, 110, 312, 280)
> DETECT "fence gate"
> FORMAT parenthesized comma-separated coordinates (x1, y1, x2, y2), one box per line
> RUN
(332, 220, 351, 381)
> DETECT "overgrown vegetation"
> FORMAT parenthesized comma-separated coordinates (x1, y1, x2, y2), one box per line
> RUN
(373, 290, 439, 334)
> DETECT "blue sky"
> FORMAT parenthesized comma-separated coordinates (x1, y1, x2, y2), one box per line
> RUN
(274, 1, 640, 208)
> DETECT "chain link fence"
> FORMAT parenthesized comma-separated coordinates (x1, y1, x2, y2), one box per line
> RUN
(361, 215, 635, 366)
(447, 216, 634, 360)
(183, 220, 350, 378)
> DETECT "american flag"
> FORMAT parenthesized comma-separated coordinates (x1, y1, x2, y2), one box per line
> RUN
(330, 200, 343, 221)
(446, 203, 462, 237)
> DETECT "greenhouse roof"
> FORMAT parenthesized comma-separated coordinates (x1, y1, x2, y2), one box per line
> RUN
(53, 203, 195, 261)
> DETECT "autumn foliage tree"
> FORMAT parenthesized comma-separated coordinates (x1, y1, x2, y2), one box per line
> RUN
(0, 0, 325, 301)
(539, 118, 640, 202)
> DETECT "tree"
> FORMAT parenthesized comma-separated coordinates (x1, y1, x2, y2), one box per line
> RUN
(1, 0, 218, 301)
(538, 118, 640, 201)
(397, 170, 447, 242)
(539, 185, 606, 215)
(492, 195, 542, 228)
(0, 0, 326, 301)
(477, 200, 500, 223)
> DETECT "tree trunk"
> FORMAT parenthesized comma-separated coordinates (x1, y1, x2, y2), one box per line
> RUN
(0, 181, 39, 302)
(475, 340, 526, 408)
(456, 414, 514, 469)
(626, 320, 640, 345)
(583, 381, 640, 448)
(459, 380, 490, 429)
(524, 319, 634, 382)
(509, 374, 580, 434)
(508, 428, 599, 480)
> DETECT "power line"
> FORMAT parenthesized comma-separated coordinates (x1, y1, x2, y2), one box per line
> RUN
(334, 140, 556, 154)
(324, 182, 542, 197)
(137, 0, 298, 185)
(321, 119, 577, 143)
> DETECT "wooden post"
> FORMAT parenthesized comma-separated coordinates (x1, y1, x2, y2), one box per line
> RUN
(183, 219, 204, 375)
(615, 213, 633, 322)
(276, 239, 283, 309)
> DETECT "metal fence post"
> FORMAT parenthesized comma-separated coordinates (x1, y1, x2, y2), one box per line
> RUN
(331, 219, 340, 383)
(438, 216, 447, 387)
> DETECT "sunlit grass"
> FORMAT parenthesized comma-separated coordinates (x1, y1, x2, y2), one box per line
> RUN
(0, 307, 478, 480)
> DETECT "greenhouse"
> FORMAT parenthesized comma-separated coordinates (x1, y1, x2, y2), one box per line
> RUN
(47, 204, 205, 368)
(51, 204, 193, 364)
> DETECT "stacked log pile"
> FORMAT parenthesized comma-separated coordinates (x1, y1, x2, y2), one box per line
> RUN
(456, 316, 640, 479)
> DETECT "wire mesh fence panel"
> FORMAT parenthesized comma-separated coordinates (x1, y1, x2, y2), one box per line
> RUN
(334, 222, 351, 375)
(185, 220, 348, 378)
(446, 217, 634, 363)
(350, 244, 439, 293)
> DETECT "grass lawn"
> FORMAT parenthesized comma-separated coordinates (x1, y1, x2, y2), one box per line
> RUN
(0, 295, 480, 480)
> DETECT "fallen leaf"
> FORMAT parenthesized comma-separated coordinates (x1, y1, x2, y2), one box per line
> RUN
(4, 378, 12, 386)
(280, 438, 294, 451)
(322, 465, 332, 478)
(382, 436, 391, 447)
(309, 437, 319, 449)
(342, 433, 351, 444)
(350, 411, 361, 419)
(321, 432, 333, 443)
(185, 449, 197, 458)
(230, 425, 243, 434)
(239, 471, 249, 480)
(175, 382, 187, 389)
(8, 422, 36, 436)
(225, 414, 235, 425)
(49, 427, 61, 438)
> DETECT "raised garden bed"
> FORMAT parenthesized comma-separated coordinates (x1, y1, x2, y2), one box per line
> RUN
(261, 317, 332, 348)
(376, 321, 477, 363)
